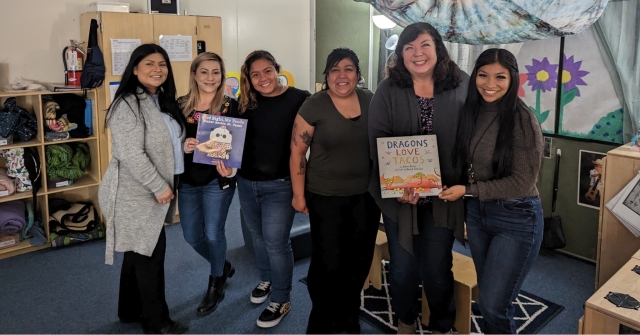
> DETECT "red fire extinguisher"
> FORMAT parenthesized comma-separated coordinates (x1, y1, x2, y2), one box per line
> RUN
(63, 40, 84, 86)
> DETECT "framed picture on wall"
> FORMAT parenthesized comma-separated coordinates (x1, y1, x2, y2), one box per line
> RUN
(543, 137, 552, 159)
(577, 150, 607, 210)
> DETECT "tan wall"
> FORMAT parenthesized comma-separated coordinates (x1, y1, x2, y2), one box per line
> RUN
(0, 0, 312, 91)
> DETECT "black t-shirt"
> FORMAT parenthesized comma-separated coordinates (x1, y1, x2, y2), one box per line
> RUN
(178, 95, 240, 186)
(238, 87, 311, 181)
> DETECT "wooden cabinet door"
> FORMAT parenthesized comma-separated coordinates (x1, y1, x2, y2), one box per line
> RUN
(80, 12, 154, 177)
(196, 16, 223, 56)
(153, 15, 198, 97)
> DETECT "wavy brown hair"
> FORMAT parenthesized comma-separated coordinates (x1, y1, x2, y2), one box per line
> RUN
(239, 50, 281, 113)
(387, 22, 461, 94)
(180, 52, 227, 116)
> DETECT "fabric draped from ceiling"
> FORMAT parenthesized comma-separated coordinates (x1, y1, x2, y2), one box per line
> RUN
(355, 0, 609, 45)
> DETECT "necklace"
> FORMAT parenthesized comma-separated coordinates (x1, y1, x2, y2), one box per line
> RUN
(467, 113, 499, 183)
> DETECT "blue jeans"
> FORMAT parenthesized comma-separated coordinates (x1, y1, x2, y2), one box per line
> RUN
(236, 175, 295, 303)
(383, 205, 456, 332)
(466, 196, 543, 334)
(178, 178, 236, 277)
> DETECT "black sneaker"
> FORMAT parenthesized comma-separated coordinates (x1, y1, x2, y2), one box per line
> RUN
(256, 301, 291, 328)
(250, 281, 272, 304)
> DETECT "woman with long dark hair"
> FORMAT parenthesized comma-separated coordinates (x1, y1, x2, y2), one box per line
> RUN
(236, 50, 310, 328)
(98, 43, 187, 334)
(368, 22, 468, 334)
(290, 48, 380, 334)
(178, 52, 238, 317)
(440, 48, 543, 334)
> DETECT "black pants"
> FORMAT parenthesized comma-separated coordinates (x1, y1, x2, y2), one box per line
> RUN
(382, 204, 456, 332)
(118, 228, 171, 332)
(305, 191, 380, 334)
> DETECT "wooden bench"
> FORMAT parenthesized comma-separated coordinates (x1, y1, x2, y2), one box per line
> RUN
(363, 229, 390, 290)
(422, 251, 479, 334)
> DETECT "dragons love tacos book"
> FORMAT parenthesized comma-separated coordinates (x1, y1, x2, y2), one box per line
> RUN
(193, 114, 248, 168)
(376, 135, 442, 198)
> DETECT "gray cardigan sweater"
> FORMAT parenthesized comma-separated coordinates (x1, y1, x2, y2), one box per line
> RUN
(99, 91, 180, 265)
(368, 71, 469, 254)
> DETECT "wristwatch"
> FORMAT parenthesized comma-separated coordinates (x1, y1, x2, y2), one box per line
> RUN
(464, 184, 473, 197)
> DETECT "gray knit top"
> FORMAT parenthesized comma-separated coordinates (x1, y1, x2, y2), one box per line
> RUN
(467, 99, 543, 200)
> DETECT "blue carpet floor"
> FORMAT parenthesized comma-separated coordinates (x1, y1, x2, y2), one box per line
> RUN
(0, 194, 595, 334)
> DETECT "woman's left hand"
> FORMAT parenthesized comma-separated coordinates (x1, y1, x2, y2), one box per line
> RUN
(216, 161, 233, 177)
(439, 185, 466, 202)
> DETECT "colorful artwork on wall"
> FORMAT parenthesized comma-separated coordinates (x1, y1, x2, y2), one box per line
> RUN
(516, 27, 623, 144)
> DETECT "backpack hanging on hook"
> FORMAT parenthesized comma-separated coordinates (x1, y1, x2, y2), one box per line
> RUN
(80, 19, 105, 88)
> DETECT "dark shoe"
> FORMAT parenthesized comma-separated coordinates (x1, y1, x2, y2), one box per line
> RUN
(143, 321, 189, 334)
(250, 281, 272, 304)
(396, 320, 416, 334)
(196, 275, 225, 317)
(119, 315, 141, 324)
(222, 259, 236, 281)
(256, 301, 291, 328)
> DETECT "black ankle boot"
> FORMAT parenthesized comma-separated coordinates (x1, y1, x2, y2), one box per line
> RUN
(196, 275, 225, 317)
(222, 260, 235, 281)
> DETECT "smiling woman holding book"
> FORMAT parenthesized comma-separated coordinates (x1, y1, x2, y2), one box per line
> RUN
(439, 48, 543, 334)
(368, 22, 468, 334)
(177, 52, 239, 317)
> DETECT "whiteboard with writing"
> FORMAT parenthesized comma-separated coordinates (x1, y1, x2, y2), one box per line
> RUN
(111, 39, 141, 76)
(159, 35, 193, 62)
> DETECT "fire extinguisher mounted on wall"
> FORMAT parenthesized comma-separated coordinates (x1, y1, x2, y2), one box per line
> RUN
(63, 40, 84, 87)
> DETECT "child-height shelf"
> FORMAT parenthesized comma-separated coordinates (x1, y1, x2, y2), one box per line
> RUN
(0, 89, 101, 259)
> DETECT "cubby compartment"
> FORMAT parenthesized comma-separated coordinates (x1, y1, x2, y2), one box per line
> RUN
(0, 89, 101, 259)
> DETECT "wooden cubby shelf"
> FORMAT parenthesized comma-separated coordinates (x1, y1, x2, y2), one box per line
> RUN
(0, 89, 102, 259)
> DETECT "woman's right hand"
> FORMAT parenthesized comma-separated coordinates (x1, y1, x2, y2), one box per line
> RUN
(184, 137, 199, 154)
(156, 187, 174, 204)
(397, 187, 419, 205)
(292, 196, 309, 215)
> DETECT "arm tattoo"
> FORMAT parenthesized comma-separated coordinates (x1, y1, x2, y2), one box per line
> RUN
(300, 131, 312, 147)
(297, 157, 306, 175)
(291, 122, 298, 146)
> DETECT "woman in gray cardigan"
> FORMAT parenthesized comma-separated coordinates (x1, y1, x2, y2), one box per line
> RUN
(98, 44, 187, 334)
(368, 23, 468, 334)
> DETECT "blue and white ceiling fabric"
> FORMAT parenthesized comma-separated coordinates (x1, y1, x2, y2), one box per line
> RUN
(355, 0, 610, 44)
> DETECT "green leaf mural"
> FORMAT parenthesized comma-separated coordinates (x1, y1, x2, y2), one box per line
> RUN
(586, 109, 624, 143)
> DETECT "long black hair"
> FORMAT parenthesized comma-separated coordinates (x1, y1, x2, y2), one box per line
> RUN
(453, 48, 523, 179)
(321, 47, 362, 90)
(387, 22, 460, 93)
(106, 43, 184, 133)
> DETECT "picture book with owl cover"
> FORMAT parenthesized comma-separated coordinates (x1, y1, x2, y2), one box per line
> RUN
(376, 135, 442, 198)
(193, 114, 248, 168)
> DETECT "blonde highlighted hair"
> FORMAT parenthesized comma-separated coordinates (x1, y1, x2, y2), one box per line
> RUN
(239, 50, 280, 114)
(181, 52, 227, 116)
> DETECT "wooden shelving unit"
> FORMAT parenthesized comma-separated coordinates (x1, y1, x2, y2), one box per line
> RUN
(0, 89, 101, 259)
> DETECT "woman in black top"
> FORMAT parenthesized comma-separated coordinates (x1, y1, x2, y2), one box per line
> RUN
(290, 48, 380, 334)
(178, 52, 237, 317)
(236, 50, 310, 329)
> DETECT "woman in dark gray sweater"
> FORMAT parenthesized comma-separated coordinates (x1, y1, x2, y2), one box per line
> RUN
(368, 22, 468, 334)
(440, 48, 543, 334)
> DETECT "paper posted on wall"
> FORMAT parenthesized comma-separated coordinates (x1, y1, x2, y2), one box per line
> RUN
(605, 172, 640, 237)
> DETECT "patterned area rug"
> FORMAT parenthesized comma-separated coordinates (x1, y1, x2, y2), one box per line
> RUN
(360, 261, 564, 334)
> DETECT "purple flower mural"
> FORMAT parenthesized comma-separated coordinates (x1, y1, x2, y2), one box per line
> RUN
(525, 57, 558, 93)
(561, 54, 589, 96)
